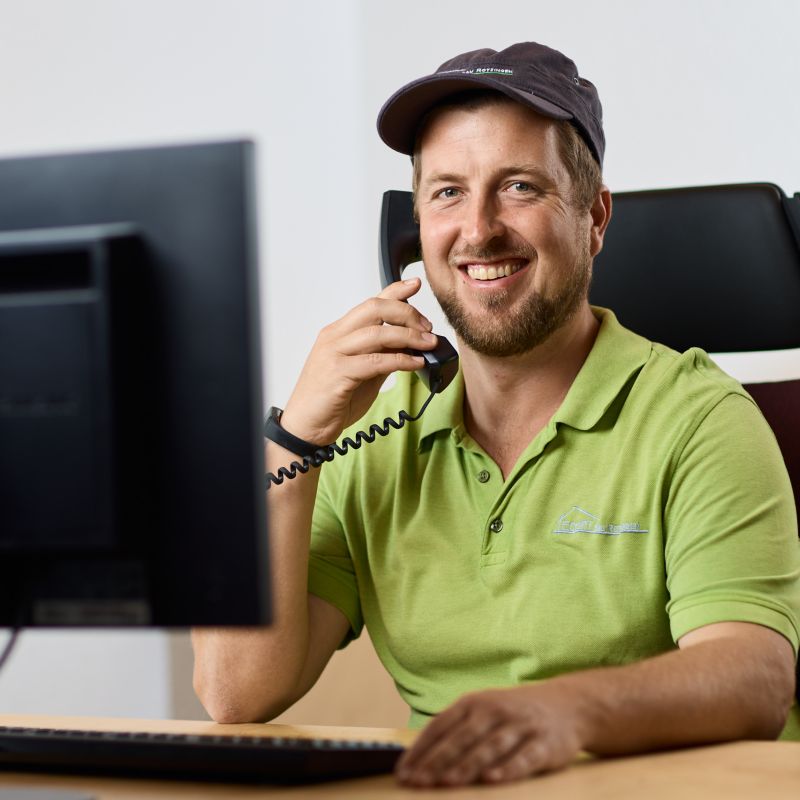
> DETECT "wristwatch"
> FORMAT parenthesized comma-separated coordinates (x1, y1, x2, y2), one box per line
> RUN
(263, 407, 330, 458)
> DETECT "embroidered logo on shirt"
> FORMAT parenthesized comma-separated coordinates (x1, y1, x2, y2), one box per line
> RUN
(553, 506, 649, 535)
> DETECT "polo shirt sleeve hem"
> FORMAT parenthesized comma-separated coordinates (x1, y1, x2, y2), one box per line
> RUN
(669, 599, 799, 656)
(308, 554, 364, 648)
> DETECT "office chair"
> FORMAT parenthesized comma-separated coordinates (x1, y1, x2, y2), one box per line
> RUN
(590, 182, 800, 702)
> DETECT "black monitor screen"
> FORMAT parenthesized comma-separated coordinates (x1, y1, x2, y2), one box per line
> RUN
(0, 140, 270, 627)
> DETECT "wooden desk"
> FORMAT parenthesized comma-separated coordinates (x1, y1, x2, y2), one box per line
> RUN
(0, 715, 798, 799)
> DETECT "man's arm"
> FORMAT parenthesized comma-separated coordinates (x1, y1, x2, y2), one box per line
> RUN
(192, 278, 436, 722)
(190, 444, 349, 722)
(396, 621, 796, 787)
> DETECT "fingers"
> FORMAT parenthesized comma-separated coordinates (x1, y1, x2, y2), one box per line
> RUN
(398, 724, 553, 788)
(377, 276, 424, 301)
(327, 279, 432, 339)
(395, 687, 581, 788)
(396, 700, 494, 787)
(336, 322, 437, 358)
(480, 736, 552, 784)
(309, 277, 438, 389)
(279, 278, 434, 445)
(340, 351, 427, 385)
(399, 714, 502, 787)
(442, 726, 533, 786)
(329, 317, 438, 386)
(396, 700, 472, 776)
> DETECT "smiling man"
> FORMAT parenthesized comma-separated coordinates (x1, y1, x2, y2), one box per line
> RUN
(413, 93, 599, 361)
(192, 43, 800, 787)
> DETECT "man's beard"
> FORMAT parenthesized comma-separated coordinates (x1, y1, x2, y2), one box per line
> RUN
(425, 241, 592, 358)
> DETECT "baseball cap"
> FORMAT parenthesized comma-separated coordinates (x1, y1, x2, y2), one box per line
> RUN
(377, 42, 605, 166)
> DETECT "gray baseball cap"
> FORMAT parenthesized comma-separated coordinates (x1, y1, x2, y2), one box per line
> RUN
(377, 42, 605, 166)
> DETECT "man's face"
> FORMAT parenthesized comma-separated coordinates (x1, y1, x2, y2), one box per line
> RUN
(416, 100, 595, 358)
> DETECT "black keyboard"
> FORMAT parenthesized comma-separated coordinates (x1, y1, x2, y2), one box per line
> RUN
(0, 725, 405, 784)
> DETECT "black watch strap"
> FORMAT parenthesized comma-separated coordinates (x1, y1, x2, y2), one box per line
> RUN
(263, 406, 330, 458)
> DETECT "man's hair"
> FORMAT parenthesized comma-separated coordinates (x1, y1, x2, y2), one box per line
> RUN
(411, 90, 602, 214)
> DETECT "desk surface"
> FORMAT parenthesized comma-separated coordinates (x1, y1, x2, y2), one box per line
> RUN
(0, 715, 798, 799)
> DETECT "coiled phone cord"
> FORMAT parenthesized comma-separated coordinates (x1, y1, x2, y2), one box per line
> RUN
(264, 382, 440, 490)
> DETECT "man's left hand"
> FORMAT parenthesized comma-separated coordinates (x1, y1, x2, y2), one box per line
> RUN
(395, 682, 588, 787)
(394, 623, 797, 787)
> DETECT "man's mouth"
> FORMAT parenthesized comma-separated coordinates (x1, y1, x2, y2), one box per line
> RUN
(463, 262, 525, 282)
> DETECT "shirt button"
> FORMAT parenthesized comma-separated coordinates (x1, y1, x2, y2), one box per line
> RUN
(477, 470, 490, 483)
(489, 519, 504, 533)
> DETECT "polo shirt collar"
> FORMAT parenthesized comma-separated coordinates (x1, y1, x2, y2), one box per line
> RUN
(553, 307, 652, 431)
(416, 306, 652, 449)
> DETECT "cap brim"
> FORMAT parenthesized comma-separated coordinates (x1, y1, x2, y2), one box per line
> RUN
(377, 73, 573, 155)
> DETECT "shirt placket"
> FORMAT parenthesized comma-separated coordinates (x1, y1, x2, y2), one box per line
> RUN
(477, 422, 560, 570)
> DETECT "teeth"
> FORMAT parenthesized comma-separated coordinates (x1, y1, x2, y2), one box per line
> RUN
(467, 263, 522, 281)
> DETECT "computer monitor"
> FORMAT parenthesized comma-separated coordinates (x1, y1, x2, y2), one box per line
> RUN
(0, 140, 270, 627)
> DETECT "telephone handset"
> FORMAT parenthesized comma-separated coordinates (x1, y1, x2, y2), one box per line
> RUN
(379, 190, 459, 394)
(264, 191, 459, 489)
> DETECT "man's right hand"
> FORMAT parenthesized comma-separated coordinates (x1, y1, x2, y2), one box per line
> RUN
(279, 277, 438, 447)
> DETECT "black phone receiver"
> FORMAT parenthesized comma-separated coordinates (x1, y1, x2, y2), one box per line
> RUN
(380, 190, 459, 393)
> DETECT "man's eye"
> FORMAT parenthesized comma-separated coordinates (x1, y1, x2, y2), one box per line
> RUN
(509, 181, 533, 193)
(437, 187, 460, 199)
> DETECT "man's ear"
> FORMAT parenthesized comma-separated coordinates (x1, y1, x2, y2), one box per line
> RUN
(589, 186, 612, 258)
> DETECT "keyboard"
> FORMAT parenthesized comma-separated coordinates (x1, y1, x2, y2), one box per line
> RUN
(0, 725, 405, 784)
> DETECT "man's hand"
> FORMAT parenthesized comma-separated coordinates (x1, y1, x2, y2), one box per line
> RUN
(280, 277, 437, 446)
(395, 683, 587, 787)
(395, 623, 795, 788)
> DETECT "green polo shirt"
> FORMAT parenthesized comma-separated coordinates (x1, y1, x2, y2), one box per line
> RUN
(308, 307, 800, 736)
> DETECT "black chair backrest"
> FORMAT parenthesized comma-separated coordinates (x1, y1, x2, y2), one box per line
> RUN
(591, 183, 800, 353)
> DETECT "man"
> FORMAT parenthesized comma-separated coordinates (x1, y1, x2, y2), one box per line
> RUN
(192, 42, 800, 787)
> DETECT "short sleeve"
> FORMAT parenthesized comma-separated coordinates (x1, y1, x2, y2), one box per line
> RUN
(308, 469, 363, 647)
(665, 392, 800, 653)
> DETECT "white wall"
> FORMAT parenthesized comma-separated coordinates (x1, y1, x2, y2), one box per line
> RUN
(0, 0, 797, 718)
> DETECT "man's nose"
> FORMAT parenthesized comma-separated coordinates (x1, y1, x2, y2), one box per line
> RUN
(460, 194, 506, 247)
